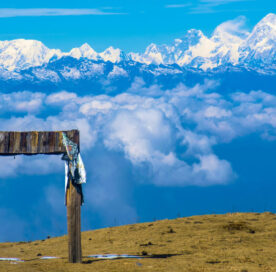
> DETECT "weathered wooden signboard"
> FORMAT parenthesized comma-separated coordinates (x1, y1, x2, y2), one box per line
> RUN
(0, 130, 79, 155)
(0, 130, 82, 263)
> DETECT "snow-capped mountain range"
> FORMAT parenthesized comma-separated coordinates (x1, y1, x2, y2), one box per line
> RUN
(0, 13, 275, 74)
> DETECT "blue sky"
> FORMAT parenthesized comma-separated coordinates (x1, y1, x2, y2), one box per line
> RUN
(0, 0, 275, 52)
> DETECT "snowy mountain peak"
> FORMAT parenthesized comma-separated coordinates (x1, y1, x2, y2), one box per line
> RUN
(0, 39, 62, 71)
(250, 13, 276, 38)
(145, 43, 159, 52)
(80, 42, 92, 50)
(99, 46, 127, 63)
(178, 29, 206, 49)
(185, 29, 204, 39)
(142, 43, 166, 65)
(133, 14, 276, 70)
(0, 39, 45, 49)
(174, 39, 182, 46)
(258, 13, 276, 28)
(69, 43, 98, 60)
(241, 13, 276, 56)
(144, 43, 163, 57)
(0, 13, 275, 72)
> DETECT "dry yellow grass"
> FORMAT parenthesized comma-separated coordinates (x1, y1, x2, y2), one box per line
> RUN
(0, 212, 276, 272)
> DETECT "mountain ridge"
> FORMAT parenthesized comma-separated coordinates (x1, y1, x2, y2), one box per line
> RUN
(0, 13, 275, 73)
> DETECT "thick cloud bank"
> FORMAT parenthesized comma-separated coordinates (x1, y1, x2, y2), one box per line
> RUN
(0, 81, 239, 186)
(1, 79, 276, 232)
(1, 80, 276, 185)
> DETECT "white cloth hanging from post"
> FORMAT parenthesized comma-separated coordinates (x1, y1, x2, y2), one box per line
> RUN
(61, 132, 86, 204)
(64, 153, 86, 191)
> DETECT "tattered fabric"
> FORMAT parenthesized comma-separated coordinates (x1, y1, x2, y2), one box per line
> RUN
(61, 132, 86, 205)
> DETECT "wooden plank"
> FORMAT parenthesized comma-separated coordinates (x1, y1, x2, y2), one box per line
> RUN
(0, 130, 79, 155)
(66, 178, 82, 263)
(0, 129, 83, 264)
(30, 131, 38, 153)
(4, 133, 9, 153)
(20, 132, 27, 153)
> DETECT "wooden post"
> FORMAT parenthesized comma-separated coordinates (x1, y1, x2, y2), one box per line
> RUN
(0, 130, 83, 263)
(66, 178, 82, 263)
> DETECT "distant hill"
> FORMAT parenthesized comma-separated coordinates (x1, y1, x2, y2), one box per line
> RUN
(0, 212, 275, 271)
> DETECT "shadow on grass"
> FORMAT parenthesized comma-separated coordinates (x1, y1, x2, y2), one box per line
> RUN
(82, 253, 180, 264)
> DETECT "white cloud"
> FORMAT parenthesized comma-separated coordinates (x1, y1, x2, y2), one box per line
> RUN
(231, 90, 276, 105)
(165, 0, 251, 14)
(213, 16, 249, 39)
(193, 154, 236, 185)
(182, 131, 215, 155)
(103, 108, 173, 164)
(0, 91, 45, 113)
(165, 4, 191, 8)
(3, 78, 276, 231)
(149, 153, 235, 186)
(204, 106, 232, 118)
(127, 77, 164, 97)
(200, 0, 249, 4)
(80, 100, 114, 116)
(0, 114, 96, 150)
(0, 8, 125, 18)
(46, 91, 77, 105)
(3, 80, 276, 190)
(190, 0, 252, 14)
(46, 116, 97, 150)
(0, 155, 62, 178)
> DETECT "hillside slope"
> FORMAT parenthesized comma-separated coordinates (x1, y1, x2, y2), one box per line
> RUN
(0, 212, 276, 272)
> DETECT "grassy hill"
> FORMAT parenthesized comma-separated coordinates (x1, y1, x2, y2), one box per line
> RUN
(0, 212, 276, 272)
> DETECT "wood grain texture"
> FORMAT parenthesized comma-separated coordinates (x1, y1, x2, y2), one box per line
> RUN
(66, 178, 82, 263)
(0, 129, 83, 264)
(0, 130, 79, 155)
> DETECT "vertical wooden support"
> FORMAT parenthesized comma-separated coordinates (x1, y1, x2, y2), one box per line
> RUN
(66, 178, 82, 263)
(0, 130, 83, 263)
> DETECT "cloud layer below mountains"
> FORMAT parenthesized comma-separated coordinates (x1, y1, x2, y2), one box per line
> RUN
(1, 78, 276, 238)
(1, 79, 276, 186)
